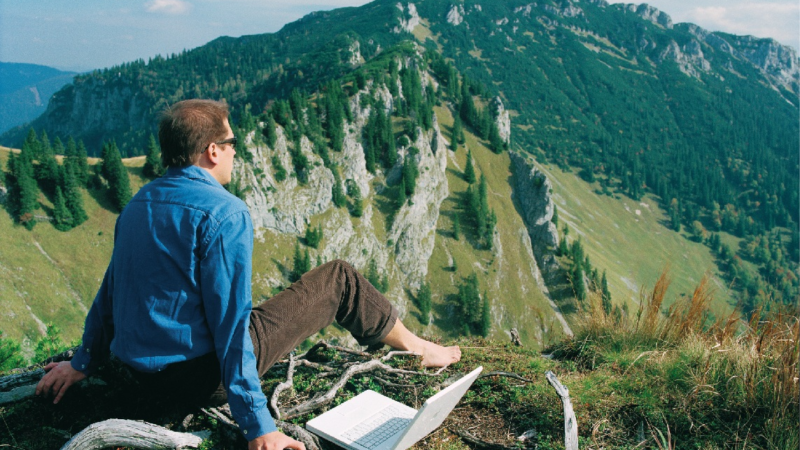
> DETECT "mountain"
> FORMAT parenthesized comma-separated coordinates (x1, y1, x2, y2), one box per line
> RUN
(0, 62, 76, 135)
(1, 0, 797, 348)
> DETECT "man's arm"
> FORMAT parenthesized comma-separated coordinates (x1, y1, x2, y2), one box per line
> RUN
(36, 262, 115, 402)
(199, 210, 280, 442)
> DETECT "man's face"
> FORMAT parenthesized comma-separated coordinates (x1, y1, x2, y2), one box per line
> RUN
(217, 119, 236, 185)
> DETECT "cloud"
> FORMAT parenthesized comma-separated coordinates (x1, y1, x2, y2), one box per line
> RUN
(145, 0, 193, 15)
(682, 2, 799, 49)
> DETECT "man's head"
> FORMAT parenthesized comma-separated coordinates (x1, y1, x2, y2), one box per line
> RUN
(159, 99, 237, 185)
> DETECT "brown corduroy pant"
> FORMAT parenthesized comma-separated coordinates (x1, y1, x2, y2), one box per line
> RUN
(130, 259, 399, 405)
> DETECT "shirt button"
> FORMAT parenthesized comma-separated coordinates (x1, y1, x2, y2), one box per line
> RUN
(243, 430, 248, 435)
(82, 364, 86, 369)
(86, 349, 90, 353)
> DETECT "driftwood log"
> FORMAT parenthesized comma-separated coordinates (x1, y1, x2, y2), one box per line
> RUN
(59, 419, 208, 450)
(545, 370, 579, 450)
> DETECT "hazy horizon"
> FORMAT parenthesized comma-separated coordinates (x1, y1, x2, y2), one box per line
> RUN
(0, 0, 797, 73)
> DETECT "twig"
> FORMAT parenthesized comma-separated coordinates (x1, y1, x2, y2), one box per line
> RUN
(545, 371, 578, 450)
(276, 420, 322, 450)
(380, 351, 420, 361)
(270, 352, 296, 420)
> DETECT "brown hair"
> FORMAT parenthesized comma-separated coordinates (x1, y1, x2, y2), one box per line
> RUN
(158, 99, 229, 168)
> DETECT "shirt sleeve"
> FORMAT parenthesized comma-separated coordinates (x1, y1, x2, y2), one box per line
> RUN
(200, 210, 277, 440)
(71, 261, 115, 376)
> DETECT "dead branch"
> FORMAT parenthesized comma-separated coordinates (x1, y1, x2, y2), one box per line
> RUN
(280, 359, 434, 420)
(545, 371, 578, 450)
(59, 419, 208, 450)
(276, 420, 323, 450)
(270, 352, 296, 420)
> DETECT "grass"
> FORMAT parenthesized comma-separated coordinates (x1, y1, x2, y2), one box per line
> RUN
(533, 162, 737, 319)
(547, 270, 799, 449)
(2, 272, 796, 449)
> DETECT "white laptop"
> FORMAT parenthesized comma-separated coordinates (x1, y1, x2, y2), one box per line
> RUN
(306, 366, 483, 450)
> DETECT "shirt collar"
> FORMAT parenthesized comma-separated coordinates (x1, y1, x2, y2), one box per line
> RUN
(166, 165, 223, 188)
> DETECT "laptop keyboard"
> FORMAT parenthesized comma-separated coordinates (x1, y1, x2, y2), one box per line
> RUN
(341, 404, 412, 449)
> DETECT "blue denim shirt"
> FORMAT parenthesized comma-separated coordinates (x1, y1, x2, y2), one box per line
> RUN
(70, 165, 276, 439)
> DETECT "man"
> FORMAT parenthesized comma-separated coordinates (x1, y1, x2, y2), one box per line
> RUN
(36, 99, 460, 450)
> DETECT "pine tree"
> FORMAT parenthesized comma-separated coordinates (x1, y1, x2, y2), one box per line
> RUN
(52, 186, 73, 231)
(464, 149, 476, 184)
(417, 282, 432, 325)
(143, 134, 164, 178)
(0, 331, 25, 371)
(480, 291, 491, 337)
(601, 270, 612, 314)
(453, 114, 464, 145)
(402, 150, 418, 197)
(349, 182, 363, 218)
(332, 170, 346, 207)
(397, 178, 407, 207)
(101, 141, 132, 212)
(272, 155, 287, 182)
(63, 166, 87, 226)
(552, 205, 559, 226)
(74, 140, 90, 186)
(35, 131, 59, 194)
(6, 152, 39, 228)
(290, 241, 311, 282)
(264, 114, 278, 148)
(572, 261, 586, 303)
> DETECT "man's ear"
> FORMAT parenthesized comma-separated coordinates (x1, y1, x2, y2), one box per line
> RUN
(204, 143, 222, 166)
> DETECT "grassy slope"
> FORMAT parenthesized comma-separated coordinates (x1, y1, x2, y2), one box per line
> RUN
(421, 106, 559, 346)
(0, 148, 147, 346)
(534, 161, 737, 318)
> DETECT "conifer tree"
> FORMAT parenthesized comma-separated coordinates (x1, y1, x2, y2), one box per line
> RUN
(452, 114, 464, 145)
(480, 291, 491, 337)
(417, 282, 432, 325)
(349, 182, 363, 218)
(464, 149, 476, 184)
(0, 331, 25, 371)
(21, 129, 39, 164)
(101, 141, 132, 212)
(272, 155, 287, 182)
(143, 134, 164, 178)
(52, 186, 73, 231)
(332, 170, 346, 207)
(552, 204, 559, 226)
(5, 152, 39, 228)
(35, 131, 59, 194)
(397, 178, 407, 207)
(291, 241, 311, 282)
(264, 114, 278, 148)
(601, 270, 612, 314)
(402, 149, 418, 197)
(572, 260, 586, 302)
(63, 166, 87, 226)
(74, 140, 90, 186)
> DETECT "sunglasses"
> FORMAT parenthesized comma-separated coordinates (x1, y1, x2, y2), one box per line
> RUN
(203, 137, 238, 152)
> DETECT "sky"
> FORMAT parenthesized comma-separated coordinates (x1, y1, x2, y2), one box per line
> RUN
(0, 0, 797, 73)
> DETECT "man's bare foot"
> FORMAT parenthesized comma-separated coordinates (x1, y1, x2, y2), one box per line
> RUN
(381, 319, 461, 368)
(420, 342, 461, 368)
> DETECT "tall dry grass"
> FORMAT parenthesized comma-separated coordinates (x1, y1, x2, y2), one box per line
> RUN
(553, 269, 799, 448)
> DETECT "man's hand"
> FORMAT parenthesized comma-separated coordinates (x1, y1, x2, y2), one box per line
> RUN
(248, 430, 306, 450)
(35, 361, 87, 404)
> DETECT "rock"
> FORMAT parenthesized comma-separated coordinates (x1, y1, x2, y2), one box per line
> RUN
(446, 4, 465, 26)
(388, 119, 449, 289)
(348, 40, 362, 66)
(509, 151, 558, 273)
(392, 3, 421, 34)
(513, 4, 535, 18)
(491, 97, 511, 145)
(658, 39, 711, 79)
(236, 131, 333, 234)
(625, 3, 673, 29)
